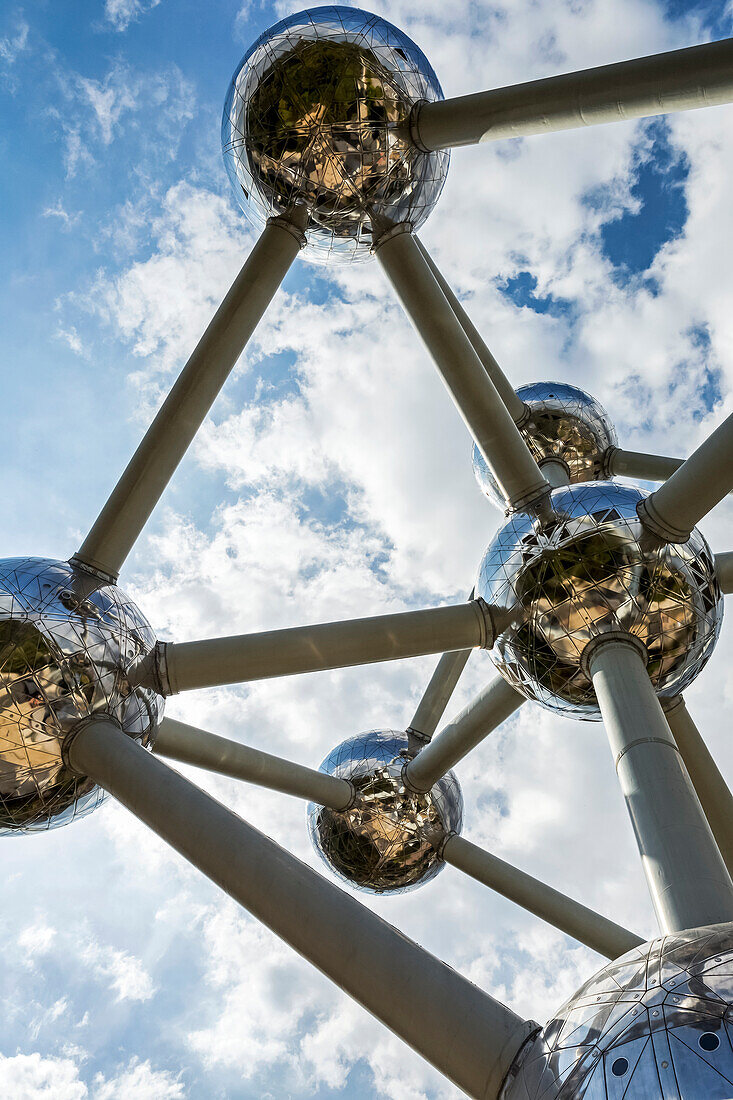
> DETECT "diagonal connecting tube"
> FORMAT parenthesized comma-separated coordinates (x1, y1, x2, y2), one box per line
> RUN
(413, 241, 527, 423)
(411, 37, 733, 150)
(72, 212, 307, 581)
(374, 228, 550, 515)
(67, 718, 537, 1100)
(405, 676, 524, 793)
(662, 697, 733, 879)
(440, 833, 644, 960)
(153, 717, 354, 809)
(637, 412, 733, 542)
(137, 600, 497, 695)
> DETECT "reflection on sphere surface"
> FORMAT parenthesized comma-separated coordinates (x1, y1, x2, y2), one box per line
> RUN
(473, 382, 618, 508)
(477, 483, 722, 719)
(222, 6, 449, 264)
(0, 558, 163, 835)
(308, 729, 462, 893)
(502, 923, 733, 1099)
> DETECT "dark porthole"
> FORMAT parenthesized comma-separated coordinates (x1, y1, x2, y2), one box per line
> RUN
(611, 1057, 629, 1076)
(699, 1032, 720, 1052)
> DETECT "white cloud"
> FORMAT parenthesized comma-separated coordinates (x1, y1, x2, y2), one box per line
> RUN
(0, 18, 29, 67)
(103, 0, 162, 33)
(0, 1053, 87, 1100)
(43, 200, 82, 230)
(92, 1058, 183, 1099)
(79, 939, 156, 1003)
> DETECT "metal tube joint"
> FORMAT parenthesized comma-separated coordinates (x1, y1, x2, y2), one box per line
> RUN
(636, 494, 691, 545)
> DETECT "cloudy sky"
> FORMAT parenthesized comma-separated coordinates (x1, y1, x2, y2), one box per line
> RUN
(2, 0, 733, 1096)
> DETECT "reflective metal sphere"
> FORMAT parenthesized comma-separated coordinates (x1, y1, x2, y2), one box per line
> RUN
(473, 382, 618, 508)
(307, 729, 462, 893)
(0, 558, 163, 835)
(502, 922, 733, 1099)
(222, 6, 449, 264)
(477, 483, 722, 719)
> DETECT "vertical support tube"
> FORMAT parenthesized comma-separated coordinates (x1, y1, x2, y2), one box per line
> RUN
(662, 697, 733, 879)
(405, 677, 524, 793)
(152, 718, 354, 809)
(413, 241, 527, 422)
(587, 634, 733, 932)
(637, 412, 733, 542)
(73, 214, 306, 580)
(538, 459, 571, 488)
(375, 228, 550, 514)
(68, 719, 536, 1099)
(441, 834, 644, 960)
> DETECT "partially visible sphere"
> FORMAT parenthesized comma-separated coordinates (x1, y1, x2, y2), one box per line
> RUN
(477, 483, 722, 719)
(0, 558, 163, 835)
(307, 729, 462, 893)
(502, 922, 733, 1099)
(473, 382, 618, 508)
(222, 6, 449, 264)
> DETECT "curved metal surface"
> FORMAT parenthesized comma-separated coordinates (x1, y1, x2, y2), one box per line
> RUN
(222, 5, 450, 264)
(0, 557, 163, 834)
(477, 482, 723, 718)
(473, 382, 617, 508)
(502, 922, 733, 1098)
(308, 729, 462, 894)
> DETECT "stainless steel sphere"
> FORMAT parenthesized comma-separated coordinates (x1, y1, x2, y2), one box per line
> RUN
(307, 729, 462, 893)
(477, 483, 722, 719)
(502, 922, 733, 1099)
(473, 383, 618, 508)
(222, 6, 449, 264)
(0, 558, 163, 835)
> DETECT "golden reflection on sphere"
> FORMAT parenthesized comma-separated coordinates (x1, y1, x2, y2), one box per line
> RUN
(474, 382, 618, 508)
(222, 6, 449, 263)
(0, 558, 163, 835)
(477, 484, 722, 719)
(307, 730, 462, 893)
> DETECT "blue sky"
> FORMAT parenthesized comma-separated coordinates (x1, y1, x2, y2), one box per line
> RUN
(2, 1, 733, 1098)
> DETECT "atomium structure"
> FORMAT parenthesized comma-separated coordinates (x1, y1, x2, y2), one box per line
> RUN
(8, 7, 733, 1098)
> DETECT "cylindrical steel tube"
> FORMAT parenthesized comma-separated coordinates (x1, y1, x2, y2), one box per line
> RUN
(73, 215, 305, 580)
(716, 551, 733, 594)
(69, 719, 535, 1099)
(588, 634, 733, 933)
(413, 38, 733, 150)
(637, 412, 733, 542)
(153, 718, 354, 809)
(442, 834, 643, 960)
(663, 696, 733, 879)
(155, 601, 493, 695)
(375, 230, 549, 512)
(405, 677, 524, 793)
(606, 447, 683, 482)
(407, 648, 473, 744)
(538, 459, 571, 488)
(414, 241, 527, 422)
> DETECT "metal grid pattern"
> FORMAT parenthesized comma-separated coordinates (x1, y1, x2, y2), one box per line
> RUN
(307, 729, 463, 893)
(473, 382, 618, 509)
(477, 483, 723, 719)
(503, 922, 733, 1099)
(222, 5, 450, 264)
(0, 558, 163, 835)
